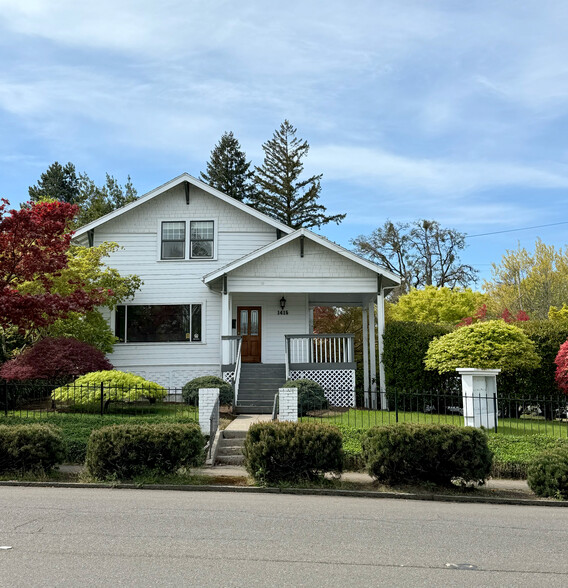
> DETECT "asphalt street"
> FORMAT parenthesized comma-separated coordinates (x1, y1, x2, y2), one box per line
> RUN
(0, 487, 567, 587)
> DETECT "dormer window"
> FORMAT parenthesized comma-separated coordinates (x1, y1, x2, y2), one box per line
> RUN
(161, 221, 185, 260)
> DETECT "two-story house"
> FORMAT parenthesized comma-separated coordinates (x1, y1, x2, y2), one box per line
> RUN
(73, 173, 400, 412)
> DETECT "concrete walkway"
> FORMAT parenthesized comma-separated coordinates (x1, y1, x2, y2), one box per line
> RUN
(223, 413, 272, 432)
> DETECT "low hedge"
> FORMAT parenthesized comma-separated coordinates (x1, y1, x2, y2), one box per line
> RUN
(182, 376, 233, 406)
(0, 424, 64, 473)
(243, 421, 343, 484)
(527, 448, 568, 499)
(85, 423, 205, 480)
(361, 423, 493, 486)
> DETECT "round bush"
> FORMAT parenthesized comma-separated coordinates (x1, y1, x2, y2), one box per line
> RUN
(51, 370, 167, 409)
(0, 424, 65, 473)
(283, 378, 328, 416)
(362, 423, 493, 486)
(182, 375, 233, 406)
(243, 421, 343, 484)
(527, 448, 568, 499)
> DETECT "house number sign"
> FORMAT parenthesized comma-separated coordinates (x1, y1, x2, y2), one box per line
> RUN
(277, 310, 289, 315)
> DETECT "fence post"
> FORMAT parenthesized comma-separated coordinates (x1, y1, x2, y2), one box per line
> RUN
(395, 388, 399, 423)
(100, 382, 104, 416)
(3, 380, 7, 417)
(493, 393, 498, 433)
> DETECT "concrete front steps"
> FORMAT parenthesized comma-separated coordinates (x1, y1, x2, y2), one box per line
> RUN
(215, 430, 246, 466)
(236, 363, 286, 414)
(214, 414, 272, 466)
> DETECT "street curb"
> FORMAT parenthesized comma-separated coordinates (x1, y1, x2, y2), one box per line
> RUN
(0, 480, 565, 507)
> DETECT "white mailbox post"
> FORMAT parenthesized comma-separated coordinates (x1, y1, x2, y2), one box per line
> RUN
(456, 368, 501, 431)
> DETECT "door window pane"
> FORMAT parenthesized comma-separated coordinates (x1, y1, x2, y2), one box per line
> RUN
(239, 310, 248, 336)
(250, 310, 259, 336)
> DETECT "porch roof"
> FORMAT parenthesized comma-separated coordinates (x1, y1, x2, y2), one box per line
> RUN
(203, 228, 401, 291)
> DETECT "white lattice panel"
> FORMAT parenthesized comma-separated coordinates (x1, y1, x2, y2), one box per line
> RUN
(289, 369, 355, 407)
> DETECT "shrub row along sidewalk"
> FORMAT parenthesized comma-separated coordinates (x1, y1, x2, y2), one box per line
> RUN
(1, 421, 566, 501)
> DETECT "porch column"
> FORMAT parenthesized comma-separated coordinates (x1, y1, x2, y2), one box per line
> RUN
(362, 305, 369, 405)
(368, 300, 377, 409)
(220, 292, 231, 365)
(377, 290, 387, 410)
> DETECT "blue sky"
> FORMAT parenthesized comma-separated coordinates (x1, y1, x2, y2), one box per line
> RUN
(1, 0, 567, 286)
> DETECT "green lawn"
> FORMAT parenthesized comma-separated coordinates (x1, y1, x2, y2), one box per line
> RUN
(301, 408, 568, 437)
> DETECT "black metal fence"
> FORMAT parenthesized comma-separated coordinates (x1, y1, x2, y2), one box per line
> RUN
(299, 388, 568, 437)
(0, 380, 198, 421)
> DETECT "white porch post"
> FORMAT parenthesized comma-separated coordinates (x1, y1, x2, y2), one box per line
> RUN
(368, 300, 377, 409)
(221, 291, 231, 365)
(362, 305, 369, 406)
(377, 289, 387, 410)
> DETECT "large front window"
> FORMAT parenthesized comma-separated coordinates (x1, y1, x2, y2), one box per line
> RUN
(115, 304, 202, 343)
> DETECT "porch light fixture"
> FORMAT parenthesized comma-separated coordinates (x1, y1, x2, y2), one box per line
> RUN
(280, 296, 287, 310)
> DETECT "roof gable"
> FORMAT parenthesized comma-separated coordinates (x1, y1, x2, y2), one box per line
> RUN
(203, 228, 401, 287)
(73, 173, 294, 238)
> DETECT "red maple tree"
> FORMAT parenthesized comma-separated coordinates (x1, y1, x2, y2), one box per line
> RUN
(0, 199, 109, 331)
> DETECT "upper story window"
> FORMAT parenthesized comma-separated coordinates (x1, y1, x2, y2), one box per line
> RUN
(161, 221, 185, 260)
(190, 221, 214, 259)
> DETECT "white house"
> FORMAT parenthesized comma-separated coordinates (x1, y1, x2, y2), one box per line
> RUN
(73, 173, 400, 412)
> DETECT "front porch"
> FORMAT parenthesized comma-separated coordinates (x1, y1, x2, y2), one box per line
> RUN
(204, 228, 401, 412)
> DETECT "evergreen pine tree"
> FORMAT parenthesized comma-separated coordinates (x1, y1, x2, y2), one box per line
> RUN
(200, 131, 254, 202)
(251, 120, 346, 229)
(28, 161, 80, 204)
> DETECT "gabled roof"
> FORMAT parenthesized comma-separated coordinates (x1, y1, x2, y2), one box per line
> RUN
(203, 228, 401, 288)
(73, 173, 294, 237)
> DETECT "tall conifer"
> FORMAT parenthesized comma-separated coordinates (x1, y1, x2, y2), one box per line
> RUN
(200, 131, 254, 202)
(251, 120, 345, 229)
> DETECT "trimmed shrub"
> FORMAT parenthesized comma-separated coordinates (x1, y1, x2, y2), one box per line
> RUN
(52, 370, 167, 410)
(0, 337, 113, 382)
(283, 378, 328, 416)
(361, 423, 493, 486)
(527, 448, 568, 499)
(85, 423, 205, 480)
(425, 320, 540, 374)
(243, 421, 343, 483)
(182, 375, 233, 406)
(0, 424, 64, 473)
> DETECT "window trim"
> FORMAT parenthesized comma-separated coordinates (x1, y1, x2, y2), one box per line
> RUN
(157, 218, 217, 261)
(114, 302, 206, 344)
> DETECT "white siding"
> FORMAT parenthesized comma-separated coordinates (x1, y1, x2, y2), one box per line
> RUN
(88, 183, 280, 385)
(231, 293, 309, 364)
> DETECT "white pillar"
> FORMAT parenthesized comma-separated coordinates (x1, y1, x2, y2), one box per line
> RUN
(377, 290, 387, 410)
(279, 387, 298, 422)
(456, 368, 501, 430)
(362, 305, 369, 396)
(199, 388, 220, 434)
(221, 292, 231, 364)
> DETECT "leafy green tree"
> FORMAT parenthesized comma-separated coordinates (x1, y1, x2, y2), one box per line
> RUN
(251, 120, 345, 228)
(484, 239, 568, 320)
(28, 161, 80, 204)
(352, 220, 477, 294)
(16, 243, 141, 353)
(424, 321, 540, 373)
(390, 286, 486, 324)
(75, 173, 138, 227)
(200, 131, 254, 202)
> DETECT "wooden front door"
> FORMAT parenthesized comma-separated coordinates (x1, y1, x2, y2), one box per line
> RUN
(237, 306, 261, 363)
